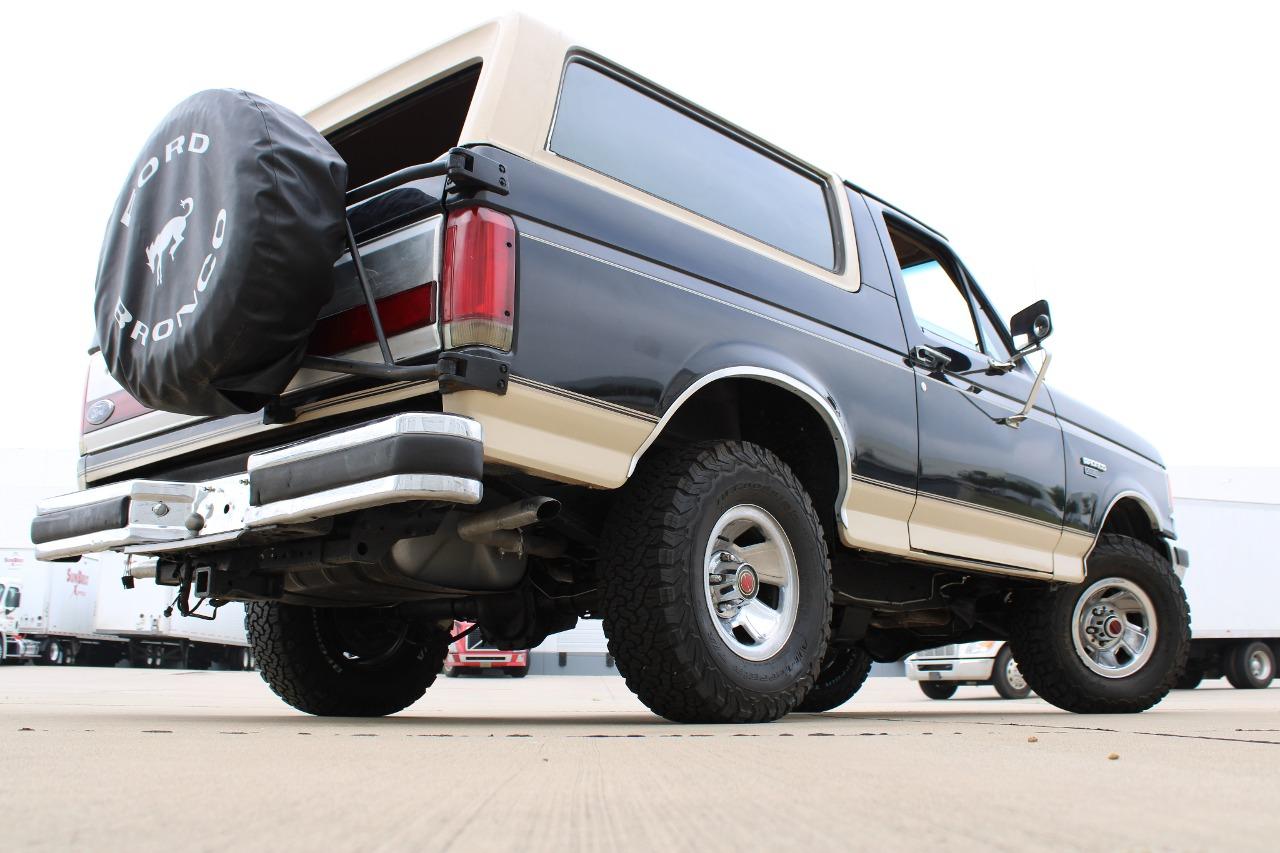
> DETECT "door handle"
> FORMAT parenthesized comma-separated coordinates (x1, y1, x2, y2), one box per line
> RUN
(908, 345, 952, 372)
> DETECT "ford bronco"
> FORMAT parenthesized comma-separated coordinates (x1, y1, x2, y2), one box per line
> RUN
(32, 15, 1190, 722)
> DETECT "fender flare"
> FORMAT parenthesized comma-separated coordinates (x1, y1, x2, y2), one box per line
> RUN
(626, 365, 854, 532)
(1088, 489, 1174, 568)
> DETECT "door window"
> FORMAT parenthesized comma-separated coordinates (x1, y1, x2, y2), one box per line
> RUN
(886, 222, 980, 351)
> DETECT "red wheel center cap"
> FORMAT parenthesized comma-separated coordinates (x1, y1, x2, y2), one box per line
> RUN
(736, 566, 758, 599)
(1105, 618, 1124, 637)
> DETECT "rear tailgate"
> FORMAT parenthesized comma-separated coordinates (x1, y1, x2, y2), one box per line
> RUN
(78, 60, 491, 486)
(81, 214, 445, 486)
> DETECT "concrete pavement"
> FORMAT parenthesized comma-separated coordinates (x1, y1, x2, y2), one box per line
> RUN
(2, 668, 1277, 851)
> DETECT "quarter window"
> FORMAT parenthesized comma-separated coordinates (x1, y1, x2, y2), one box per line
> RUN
(550, 61, 835, 268)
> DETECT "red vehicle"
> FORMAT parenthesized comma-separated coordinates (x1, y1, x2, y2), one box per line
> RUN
(443, 622, 529, 678)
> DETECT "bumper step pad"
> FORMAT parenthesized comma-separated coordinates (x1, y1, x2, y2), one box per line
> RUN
(31, 413, 483, 561)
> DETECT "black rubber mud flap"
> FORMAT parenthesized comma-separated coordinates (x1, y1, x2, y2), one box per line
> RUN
(94, 89, 348, 416)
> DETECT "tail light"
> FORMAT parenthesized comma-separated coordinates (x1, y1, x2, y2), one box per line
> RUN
(441, 207, 516, 351)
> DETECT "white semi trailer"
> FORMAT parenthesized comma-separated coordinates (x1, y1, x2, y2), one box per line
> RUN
(1, 549, 249, 668)
(3, 548, 123, 664)
(92, 553, 251, 669)
(1173, 467, 1280, 689)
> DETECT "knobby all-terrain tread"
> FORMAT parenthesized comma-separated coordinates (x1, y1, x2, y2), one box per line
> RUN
(1008, 534, 1189, 714)
(795, 647, 874, 712)
(245, 602, 447, 717)
(600, 440, 832, 723)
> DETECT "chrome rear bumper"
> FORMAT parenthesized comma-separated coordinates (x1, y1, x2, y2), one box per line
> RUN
(31, 413, 483, 561)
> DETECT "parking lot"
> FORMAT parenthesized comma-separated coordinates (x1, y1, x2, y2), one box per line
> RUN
(3, 669, 1277, 851)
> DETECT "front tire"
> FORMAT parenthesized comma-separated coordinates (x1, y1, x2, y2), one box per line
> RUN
(796, 646, 873, 712)
(919, 681, 957, 700)
(1009, 534, 1190, 714)
(1224, 641, 1275, 689)
(990, 645, 1032, 699)
(600, 441, 832, 723)
(246, 602, 448, 716)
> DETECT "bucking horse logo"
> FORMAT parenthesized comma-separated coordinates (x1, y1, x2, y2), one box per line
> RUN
(145, 198, 194, 286)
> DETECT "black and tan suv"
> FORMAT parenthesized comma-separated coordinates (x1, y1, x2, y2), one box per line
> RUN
(32, 14, 1190, 722)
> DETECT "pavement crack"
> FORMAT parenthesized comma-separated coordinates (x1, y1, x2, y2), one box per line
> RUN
(1130, 731, 1280, 746)
(865, 718, 1280, 746)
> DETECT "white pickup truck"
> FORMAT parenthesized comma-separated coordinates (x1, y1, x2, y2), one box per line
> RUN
(905, 641, 1031, 700)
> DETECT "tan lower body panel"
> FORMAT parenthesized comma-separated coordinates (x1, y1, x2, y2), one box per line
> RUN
(1052, 529, 1094, 583)
(841, 477, 915, 554)
(842, 478, 1094, 581)
(443, 378, 655, 488)
(908, 495, 1060, 574)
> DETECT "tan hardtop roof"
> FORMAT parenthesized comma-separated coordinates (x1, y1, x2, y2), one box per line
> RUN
(305, 13, 832, 183)
(305, 13, 862, 288)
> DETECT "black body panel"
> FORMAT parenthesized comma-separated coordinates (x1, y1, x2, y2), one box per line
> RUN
(449, 145, 1170, 545)
(461, 146, 919, 493)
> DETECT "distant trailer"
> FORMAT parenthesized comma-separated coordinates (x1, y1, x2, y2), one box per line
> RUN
(1172, 467, 1280, 690)
(532, 619, 615, 675)
(2, 547, 124, 665)
(91, 553, 251, 670)
(1, 549, 249, 669)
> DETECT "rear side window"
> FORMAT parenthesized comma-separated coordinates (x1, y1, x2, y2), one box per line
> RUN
(550, 61, 835, 268)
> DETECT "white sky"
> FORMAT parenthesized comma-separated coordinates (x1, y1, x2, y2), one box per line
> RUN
(0, 1, 1276, 470)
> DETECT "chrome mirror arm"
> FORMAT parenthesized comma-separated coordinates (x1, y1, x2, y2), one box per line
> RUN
(998, 350, 1052, 429)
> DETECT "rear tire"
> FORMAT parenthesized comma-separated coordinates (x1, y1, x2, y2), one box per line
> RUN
(1224, 641, 1274, 689)
(919, 681, 957, 700)
(1009, 534, 1189, 714)
(42, 640, 66, 666)
(245, 602, 448, 716)
(990, 645, 1032, 699)
(796, 646, 873, 712)
(600, 441, 832, 723)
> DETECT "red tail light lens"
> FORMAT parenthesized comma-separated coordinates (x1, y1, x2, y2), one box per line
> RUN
(441, 207, 516, 351)
(308, 283, 436, 357)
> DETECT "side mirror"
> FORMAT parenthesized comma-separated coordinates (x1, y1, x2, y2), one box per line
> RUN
(1009, 299, 1052, 350)
(995, 300, 1054, 428)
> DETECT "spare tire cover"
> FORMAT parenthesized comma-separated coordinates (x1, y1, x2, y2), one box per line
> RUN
(94, 89, 348, 416)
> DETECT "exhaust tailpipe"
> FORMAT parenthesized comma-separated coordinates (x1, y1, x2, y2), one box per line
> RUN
(457, 497, 560, 540)
(457, 497, 564, 557)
